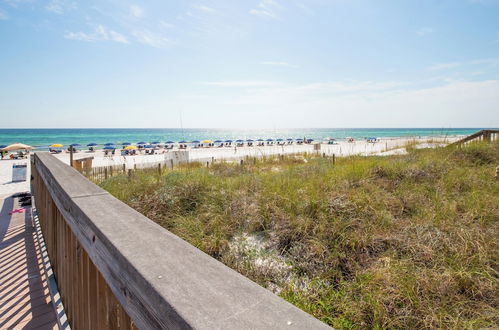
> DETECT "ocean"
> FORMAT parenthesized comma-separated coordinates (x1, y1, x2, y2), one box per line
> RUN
(0, 128, 488, 149)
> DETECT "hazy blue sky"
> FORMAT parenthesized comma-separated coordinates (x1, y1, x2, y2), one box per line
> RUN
(1, 0, 498, 128)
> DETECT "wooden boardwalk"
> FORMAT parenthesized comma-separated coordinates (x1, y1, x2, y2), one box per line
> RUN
(0, 196, 58, 329)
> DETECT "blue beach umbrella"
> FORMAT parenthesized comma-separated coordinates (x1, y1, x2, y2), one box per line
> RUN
(165, 141, 175, 144)
(151, 141, 160, 144)
(257, 139, 264, 142)
(103, 146, 115, 150)
(225, 140, 233, 143)
(178, 140, 187, 143)
(104, 143, 114, 146)
(0, 145, 7, 149)
(214, 140, 222, 143)
(122, 142, 131, 146)
(286, 138, 293, 141)
(266, 139, 274, 142)
(246, 139, 254, 142)
(70, 143, 81, 147)
(276, 138, 283, 141)
(236, 139, 243, 142)
(87, 143, 98, 146)
(144, 145, 153, 148)
(191, 140, 200, 144)
(137, 141, 147, 145)
(295, 138, 303, 141)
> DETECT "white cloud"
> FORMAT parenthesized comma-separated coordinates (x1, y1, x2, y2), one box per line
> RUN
(416, 27, 434, 36)
(427, 62, 462, 71)
(427, 57, 499, 71)
(260, 61, 298, 68)
(132, 30, 169, 48)
(214, 80, 499, 127)
(159, 21, 175, 29)
(0, 9, 8, 20)
(46, 0, 76, 14)
(295, 2, 314, 15)
(129, 5, 144, 18)
(200, 81, 280, 87)
(64, 25, 128, 44)
(250, 0, 280, 19)
(191, 4, 217, 13)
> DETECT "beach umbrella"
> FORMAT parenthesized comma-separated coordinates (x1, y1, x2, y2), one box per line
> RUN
(178, 141, 187, 144)
(165, 141, 175, 144)
(266, 139, 274, 142)
(214, 140, 222, 143)
(87, 143, 98, 146)
(124, 145, 137, 150)
(103, 146, 115, 150)
(50, 144, 63, 148)
(295, 138, 303, 141)
(122, 142, 131, 146)
(70, 143, 81, 147)
(286, 138, 293, 141)
(0, 145, 7, 149)
(192, 140, 200, 143)
(144, 145, 153, 148)
(151, 141, 160, 144)
(202, 140, 213, 144)
(276, 138, 283, 141)
(225, 140, 233, 143)
(246, 139, 254, 142)
(235, 139, 243, 143)
(2, 143, 33, 151)
(257, 139, 264, 142)
(104, 143, 115, 146)
(137, 141, 147, 145)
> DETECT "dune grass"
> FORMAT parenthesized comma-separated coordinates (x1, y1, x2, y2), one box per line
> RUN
(99, 142, 499, 329)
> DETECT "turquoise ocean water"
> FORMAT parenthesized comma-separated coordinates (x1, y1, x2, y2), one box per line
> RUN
(0, 128, 490, 149)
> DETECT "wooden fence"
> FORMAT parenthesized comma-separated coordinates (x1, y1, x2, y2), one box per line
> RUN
(31, 152, 330, 329)
(451, 129, 499, 147)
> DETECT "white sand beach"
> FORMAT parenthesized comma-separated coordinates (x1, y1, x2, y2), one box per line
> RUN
(51, 136, 460, 167)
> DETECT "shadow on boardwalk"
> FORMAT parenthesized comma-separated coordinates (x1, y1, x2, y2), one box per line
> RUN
(0, 196, 58, 329)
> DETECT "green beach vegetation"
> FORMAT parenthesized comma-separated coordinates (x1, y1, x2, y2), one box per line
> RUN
(98, 142, 499, 329)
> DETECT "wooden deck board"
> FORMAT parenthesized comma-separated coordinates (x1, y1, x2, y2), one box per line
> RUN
(0, 196, 58, 330)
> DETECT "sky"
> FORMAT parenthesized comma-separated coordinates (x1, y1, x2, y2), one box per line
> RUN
(0, 0, 499, 129)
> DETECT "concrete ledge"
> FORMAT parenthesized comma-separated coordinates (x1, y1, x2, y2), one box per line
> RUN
(33, 153, 331, 329)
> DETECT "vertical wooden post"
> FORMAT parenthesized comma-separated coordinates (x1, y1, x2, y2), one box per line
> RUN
(332, 154, 336, 165)
(123, 164, 126, 174)
(170, 159, 174, 169)
(104, 167, 108, 180)
(158, 163, 162, 175)
(206, 162, 209, 168)
(128, 169, 132, 180)
(322, 152, 325, 158)
(110, 166, 113, 177)
(240, 159, 244, 166)
(70, 148, 73, 167)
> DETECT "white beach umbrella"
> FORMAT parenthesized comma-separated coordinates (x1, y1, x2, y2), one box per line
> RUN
(1, 143, 33, 151)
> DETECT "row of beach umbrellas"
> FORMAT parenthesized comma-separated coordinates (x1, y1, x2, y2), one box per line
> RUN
(47, 139, 314, 147)
(1, 138, 316, 152)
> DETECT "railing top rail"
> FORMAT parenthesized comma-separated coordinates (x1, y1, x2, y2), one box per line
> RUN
(33, 152, 330, 330)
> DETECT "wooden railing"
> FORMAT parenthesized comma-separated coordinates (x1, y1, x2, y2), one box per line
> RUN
(31, 152, 330, 330)
(451, 129, 499, 146)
